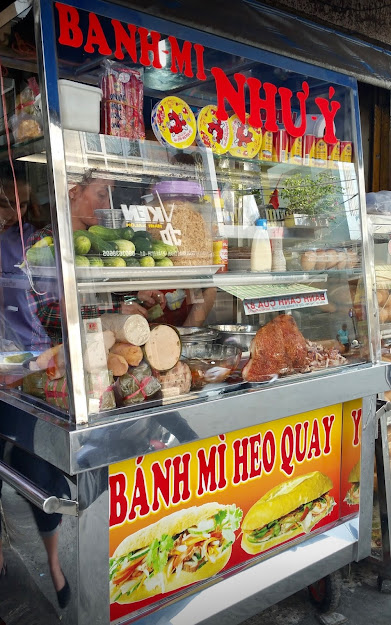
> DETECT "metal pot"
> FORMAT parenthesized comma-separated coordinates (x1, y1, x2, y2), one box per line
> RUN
(176, 327, 219, 344)
(208, 325, 259, 352)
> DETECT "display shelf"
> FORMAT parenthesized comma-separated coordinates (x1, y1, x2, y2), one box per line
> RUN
(62, 131, 354, 186)
(10, 264, 363, 293)
(0, 136, 45, 163)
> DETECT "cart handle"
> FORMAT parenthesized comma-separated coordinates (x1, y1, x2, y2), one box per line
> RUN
(0, 460, 78, 517)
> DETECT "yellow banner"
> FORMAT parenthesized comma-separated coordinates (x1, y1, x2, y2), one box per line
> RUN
(109, 403, 343, 621)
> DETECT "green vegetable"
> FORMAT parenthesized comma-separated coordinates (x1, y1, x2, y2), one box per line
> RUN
(118, 226, 134, 241)
(4, 352, 33, 363)
(83, 230, 118, 254)
(113, 239, 136, 257)
(103, 256, 127, 267)
(133, 230, 152, 242)
(125, 257, 140, 267)
(134, 237, 152, 255)
(88, 256, 104, 267)
(147, 303, 164, 321)
(156, 258, 174, 267)
(74, 235, 91, 255)
(214, 505, 243, 544)
(31, 236, 53, 249)
(88, 225, 122, 241)
(145, 534, 174, 575)
(150, 242, 168, 260)
(163, 243, 178, 257)
(139, 255, 155, 267)
(75, 255, 90, 267)
(26, 245, 55, 266)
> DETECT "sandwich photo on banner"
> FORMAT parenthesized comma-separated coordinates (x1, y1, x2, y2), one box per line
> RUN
(344, 461, 360, 506)
(241, 471, 335, 555)
(110, 502, 242, 604)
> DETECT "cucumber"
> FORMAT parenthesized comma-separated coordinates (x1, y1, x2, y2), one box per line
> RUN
(88, 256, 104, 267)
(125, 257, 140, 267)
(103, 256, 127, 267)
(134, 237, 152, 255)
(74, 235, 91, 255)
(75, 255, 90, 267)
(26, 245, 55, 266)
(88, 225, 134, 241)
(133, 230, 153, 243)
(76, 229, 118, 254)
(118, 226, 134, 241)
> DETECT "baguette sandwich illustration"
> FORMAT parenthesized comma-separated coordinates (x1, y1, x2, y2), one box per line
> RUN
(110, 502, 242, 604)
(344, 461, 360, 506)
(241, 471, 335, 555)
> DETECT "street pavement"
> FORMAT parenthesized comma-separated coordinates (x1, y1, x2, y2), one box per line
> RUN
(0, 483, 390, 625)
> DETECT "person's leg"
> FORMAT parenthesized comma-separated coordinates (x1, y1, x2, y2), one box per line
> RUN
(41, 531, 65, 592)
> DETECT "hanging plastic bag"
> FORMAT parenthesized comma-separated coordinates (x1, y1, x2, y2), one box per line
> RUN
(100, 59, 145, 140)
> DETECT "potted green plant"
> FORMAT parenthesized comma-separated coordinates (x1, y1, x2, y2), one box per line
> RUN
(280, 171, 343, 227)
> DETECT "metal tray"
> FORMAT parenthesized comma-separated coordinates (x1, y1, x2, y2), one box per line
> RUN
(25, 265, 222, 280)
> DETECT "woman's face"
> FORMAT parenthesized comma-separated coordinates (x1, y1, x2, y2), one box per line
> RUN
(70, 179, 114, 227)
(0, 182, 29, 228)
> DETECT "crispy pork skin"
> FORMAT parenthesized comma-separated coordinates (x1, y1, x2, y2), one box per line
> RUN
(242, 314, 307, 381)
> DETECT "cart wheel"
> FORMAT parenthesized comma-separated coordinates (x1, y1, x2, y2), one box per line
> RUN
(308, 570, 342, 613)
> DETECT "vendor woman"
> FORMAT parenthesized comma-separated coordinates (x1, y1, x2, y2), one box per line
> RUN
(27, 170, 214, 346)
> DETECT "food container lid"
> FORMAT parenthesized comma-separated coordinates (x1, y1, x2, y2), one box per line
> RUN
(153, 181, 204, 198)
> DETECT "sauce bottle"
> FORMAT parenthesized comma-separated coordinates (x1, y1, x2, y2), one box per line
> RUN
(251, 218, 272, 272)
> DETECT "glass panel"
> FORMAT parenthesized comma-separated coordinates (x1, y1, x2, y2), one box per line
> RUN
(0, 5, 370, 421)
(0, 1, 62, 414)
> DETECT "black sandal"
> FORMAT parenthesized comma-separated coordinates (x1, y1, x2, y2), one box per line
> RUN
(56, 575, 70, 609)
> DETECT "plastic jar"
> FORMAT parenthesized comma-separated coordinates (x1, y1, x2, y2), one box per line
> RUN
(146, 181, 213, 267)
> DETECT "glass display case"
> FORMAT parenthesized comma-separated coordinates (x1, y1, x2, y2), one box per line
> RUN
(0, 2, 376, 427)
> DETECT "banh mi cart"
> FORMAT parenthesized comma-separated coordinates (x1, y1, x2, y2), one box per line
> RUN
(0, 2, 389, 625)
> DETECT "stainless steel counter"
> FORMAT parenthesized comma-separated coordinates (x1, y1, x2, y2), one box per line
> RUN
(1, 362, 389, 475)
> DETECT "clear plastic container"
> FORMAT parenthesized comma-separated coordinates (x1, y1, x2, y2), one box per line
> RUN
(146, 181, 213, 267)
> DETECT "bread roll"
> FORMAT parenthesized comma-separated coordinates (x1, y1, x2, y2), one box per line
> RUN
(377, 289, 389, 307)
(315, 250, 327, 270)
(107, 353, 128, 376)
(347, 249, 358, 268)
(336, 250, 347, 270)
(301, 250, 317, 271)
(379, 308, 389, 324)
(110, 343, 143, 366)
(325, 249, 338, 269)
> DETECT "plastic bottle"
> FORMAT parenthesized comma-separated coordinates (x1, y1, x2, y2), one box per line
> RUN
(271, 227, 286, 271)
(251, 218, 272, 272)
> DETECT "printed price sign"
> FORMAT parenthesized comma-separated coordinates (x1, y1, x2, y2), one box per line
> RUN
(243, 291, 328, 315)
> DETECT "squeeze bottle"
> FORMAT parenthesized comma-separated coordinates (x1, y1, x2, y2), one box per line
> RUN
(251, 218, 272, 271)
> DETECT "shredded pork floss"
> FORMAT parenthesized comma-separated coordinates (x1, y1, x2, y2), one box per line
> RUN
(148, 200, 213, 266)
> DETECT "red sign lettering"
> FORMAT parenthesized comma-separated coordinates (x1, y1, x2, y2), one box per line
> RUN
(109, 472, 128, 527)
(128, 459, 150, 521)
(351, 408, 362, 446)
(322, 414, 335, 455)
(171, 453, 191, 504)
(55, 3, 342, 143)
